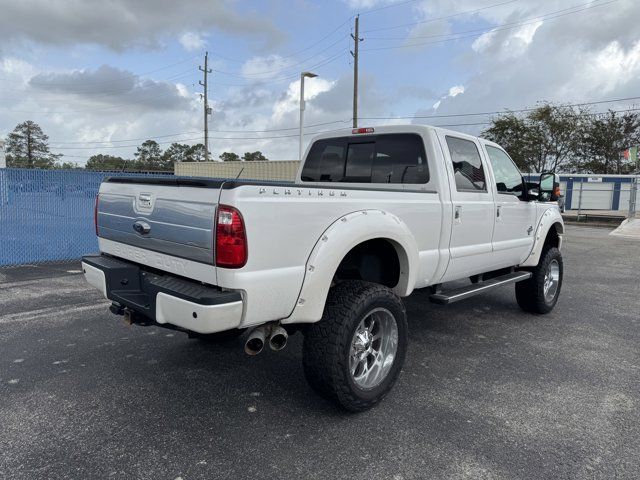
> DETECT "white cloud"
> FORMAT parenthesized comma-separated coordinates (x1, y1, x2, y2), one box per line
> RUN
(472, 30, 497, 53)
(342, 0, 388, 8)
(0, 0, 284, 51)
(433, 85, 465, 110)
(473, 21, 543, 59)
(4, 0, 640, 166)
(272, 78, 336, 121)
(179, 32, 206, 52)
(422, 0, 640, 137)
(240, 55, 293, 80)
(570, 40, 640, 96)
(448, 85, 465, 97)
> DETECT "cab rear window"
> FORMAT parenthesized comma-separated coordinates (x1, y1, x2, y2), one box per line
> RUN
(301, 133, 429, 184)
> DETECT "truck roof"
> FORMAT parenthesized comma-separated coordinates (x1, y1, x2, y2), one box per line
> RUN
(309, 123, 485, 144)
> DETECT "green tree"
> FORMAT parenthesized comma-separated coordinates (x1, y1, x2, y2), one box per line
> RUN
(186, 143, 208, 162)
(85, 154, 129, 171)
(161, 142, 209, 163)
(6, 120, 61, 169)
(576, 110, 640, 174)
(242, 151, 267, 162)
(134, 140, 169, 171)
(528, 104, 585, 172)
(55, 161, 82, 170)
(163, 143, 191, 163)
(483, 104, 585, 172)
(220, 151, 240, 162)
(481, 113, 533, 171)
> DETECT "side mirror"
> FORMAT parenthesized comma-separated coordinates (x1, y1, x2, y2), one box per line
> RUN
(539, 172, 559, 202)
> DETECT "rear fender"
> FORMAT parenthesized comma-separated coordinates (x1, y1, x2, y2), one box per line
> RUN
(282, 209, 418, 324)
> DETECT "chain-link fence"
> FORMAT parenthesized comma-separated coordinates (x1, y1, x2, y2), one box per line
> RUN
(0, 168, 172, 267)
(525, 174, 639, 218)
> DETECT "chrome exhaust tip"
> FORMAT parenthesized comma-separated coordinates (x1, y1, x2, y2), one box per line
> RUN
(244, 326, 268, 356)
(268, 325, 288, 351)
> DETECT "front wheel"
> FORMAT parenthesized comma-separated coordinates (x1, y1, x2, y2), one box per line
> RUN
(516, 247, 563, 314)
(302, 281, 408, 412)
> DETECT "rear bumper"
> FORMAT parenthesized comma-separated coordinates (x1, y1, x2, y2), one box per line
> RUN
(81, 254, 243, 334)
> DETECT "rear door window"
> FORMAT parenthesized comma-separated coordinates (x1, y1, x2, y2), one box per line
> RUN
(445, 136, 487, 192)
(301, 133, 429, 184)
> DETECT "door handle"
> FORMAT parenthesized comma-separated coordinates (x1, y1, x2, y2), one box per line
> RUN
(496, 206, 501, 218)
(454, 206, 462, 221)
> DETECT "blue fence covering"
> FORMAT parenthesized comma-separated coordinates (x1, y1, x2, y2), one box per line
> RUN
(0, 168, 173, 266)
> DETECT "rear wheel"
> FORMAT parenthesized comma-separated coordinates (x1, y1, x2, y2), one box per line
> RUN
(302, 281, 408, 412)
(516, 247, 563, 314)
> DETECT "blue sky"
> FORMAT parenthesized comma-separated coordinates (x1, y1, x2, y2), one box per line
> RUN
(1, 0, 638, 163)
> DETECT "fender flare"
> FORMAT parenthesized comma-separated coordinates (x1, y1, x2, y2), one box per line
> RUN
(282, 209, 418, 324)
(520, 207, 564, 267)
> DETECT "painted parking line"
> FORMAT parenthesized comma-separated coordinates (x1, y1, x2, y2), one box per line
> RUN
(0, 301, 110, 325)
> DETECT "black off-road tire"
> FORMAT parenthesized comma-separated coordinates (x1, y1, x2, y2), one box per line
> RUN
(302, 280, 408, 412)
(516, 247, 563, 314)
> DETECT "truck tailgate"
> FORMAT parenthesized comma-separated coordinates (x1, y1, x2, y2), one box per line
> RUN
(96, 177, 223, 265)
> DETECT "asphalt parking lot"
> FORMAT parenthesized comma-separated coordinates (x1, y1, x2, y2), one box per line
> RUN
(1, 225, 638, 480)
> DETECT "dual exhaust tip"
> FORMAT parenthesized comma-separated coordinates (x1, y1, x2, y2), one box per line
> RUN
(244, 324, 288, 356)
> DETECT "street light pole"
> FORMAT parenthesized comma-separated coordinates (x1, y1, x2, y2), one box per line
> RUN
(299, 71, 318, 161)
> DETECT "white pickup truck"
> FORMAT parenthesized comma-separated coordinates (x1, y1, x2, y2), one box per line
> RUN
(82, 125, 564, 411)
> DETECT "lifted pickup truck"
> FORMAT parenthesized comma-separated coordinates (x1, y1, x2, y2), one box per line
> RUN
(82, 125, 564, 411)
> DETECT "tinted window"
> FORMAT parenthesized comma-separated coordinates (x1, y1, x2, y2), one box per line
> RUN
(486, 145, 524, 197)
(446, 136, 486, 192)
(301, 139, 346, 182)
(301, 134, 429, 184)
(372, 135, 429, 184)
(344, 142, 375, 182)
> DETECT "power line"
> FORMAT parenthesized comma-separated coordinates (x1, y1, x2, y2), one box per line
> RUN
(51, 106, 640, 158)
(48, 119, 354, 146)
(362, 0, 617, 51)
(429, 107, 640, 128)
(0, 52, 347, 115)
(44, 95, 640, 147)
(361, 0, 521, 34)
(359, 96, 640, 121)
(210, 36, 349, 78)
(16, 54, 202, 88)
(359, 0, 427, 16)
(207, 17, 353, 64)
(365, 0, 614, 41)
(49, 106, 640, 151)
(50, 126, 355, 151)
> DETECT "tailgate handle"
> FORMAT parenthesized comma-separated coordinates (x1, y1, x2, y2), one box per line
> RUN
(133, 220, 151, 235)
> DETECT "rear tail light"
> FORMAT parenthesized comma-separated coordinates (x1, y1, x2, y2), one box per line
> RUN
(215, 205, 247, 268)
(94, 194, 100, 236)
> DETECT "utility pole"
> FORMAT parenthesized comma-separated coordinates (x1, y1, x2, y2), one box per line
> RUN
(199, 51, 212, 161)
(350, 14, 363, 129)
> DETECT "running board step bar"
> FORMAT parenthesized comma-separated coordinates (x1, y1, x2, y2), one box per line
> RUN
(429, 271, 532, 305)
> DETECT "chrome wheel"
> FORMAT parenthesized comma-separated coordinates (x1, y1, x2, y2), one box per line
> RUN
(349, 307, 398, 390)
(543, 259, 560, 303)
